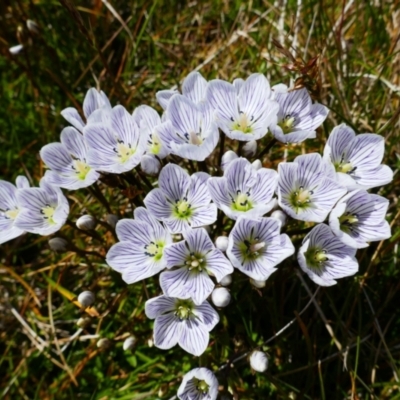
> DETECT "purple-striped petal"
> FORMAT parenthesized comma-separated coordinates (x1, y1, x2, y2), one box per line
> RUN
(179, 319, 209, 356)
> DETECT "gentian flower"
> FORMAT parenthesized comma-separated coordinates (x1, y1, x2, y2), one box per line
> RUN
(205, 73, 279, 141)
(323, 124, 393, 189)
(83, 105, 147, 174)
(158, 94, 219, 161)
(277, 153, 347, 222)
(156, 71, 208, 110)
(208, 157, 278, 220)
(144, 163, 217, 233)
(106, 207, 172, 284)
(160, 228, 233, 305)
(269, 86, 329, 143)
(15, 178, 69, 236)
(40, 127, 99, 190)
(226, 217, 294, 280)
(61, 87, 111, 132)
(297, 223, 358, 286)
(145, 295, 219, 356)
(0, 176, 30, 244)
(177, 368, 219, 400)
(329, 190, 391, 248)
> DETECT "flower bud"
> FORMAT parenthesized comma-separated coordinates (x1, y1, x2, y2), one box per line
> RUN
(249, 350, 268, 372)
(76, 316, 91, 328)
(221, 150, 238, 171)
(106, 214, 118, 229)
(123, 336, 137, 351)
(211, 287, 231, 307)
(26, 19, 39, 33)
(242, 140, 257, 157)
(252, 159, 262, 170)
(96, 338, 111, 349)
(76, 215, 97, 230)
(220, 274, 232, 286)
(9, 44, 23, 55)
(48, 237, 68, 252)
(271, 210, 287, 226)
(78, 291, 95, 308)
(141, 154, 161, 176)
(215, 236, 229, 252)
(250, 278, 266, 288)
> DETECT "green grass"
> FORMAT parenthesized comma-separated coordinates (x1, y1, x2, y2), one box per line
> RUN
(1, 0, 400, 399)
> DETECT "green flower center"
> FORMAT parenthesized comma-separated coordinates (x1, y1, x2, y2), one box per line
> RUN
(278, 115, 296, 134)
(239, 239, 266, 261)
(339, 212, 359, 233)
(173, 198, 193, 220)
(304, 247, 328, 270)
(185, 252, 206, 272)
(289, 186, 313, 213)
(114, 140, 136, 163)
(144, 241, 164, 261)
(194, 378, 210, 395)
(334, 155, 357, 174)
(187, 131, 203, 145)
(5, 208, 19, 220)
(73, 159, 91, 180)
(41, 205, 56, 225)
(232, 112, 253, 134)
(148, 133, 162, 154)
(232, 191, 253, 212)
(174, 299, 194, 320)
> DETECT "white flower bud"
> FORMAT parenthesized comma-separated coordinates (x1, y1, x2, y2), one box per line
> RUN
(76, 215, 97, 230)
(221, 150, 238, 171)
(220, 274, 232, 286)
(211, 287, 231, 307)
(96, 338, 111, 349)
(249, 350, 268, 372)
(9, 44, 23, 55)
(271, 210, 287, 226)
(48, 237, 68, 252)
(26, 19, 39, 33)
(141, 154, 161, 176)
(215, 236, 229, 252)
(76, 316, 91, 328)
(242, 140, 257, 157)
(250, 278, 266, 288)
(106, 214, 118, 229)
(252, 159, 262, 170)
(78, 291, 95, 307)
(123, 336, 137, 351)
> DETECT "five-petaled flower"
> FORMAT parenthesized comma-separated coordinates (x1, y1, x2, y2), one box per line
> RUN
(145, 295, 219, 356)
(297, 223, 358, 286)
(227, 216, 295, 280)
(161, 227, 233, 305)
(144, 163, 217, 233)
(106, 207, 172, 284)
(177, 367, 219, 400)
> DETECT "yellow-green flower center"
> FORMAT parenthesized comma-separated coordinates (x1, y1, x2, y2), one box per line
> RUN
(239, 239, 266, 261)
(173, 199, 193, 220)
(185, 253, 206, 272)
(174, 299, 194, 320)
(41, 205, 56, 225)
(195, 379, 210, 394)
(148, 133, 162, 154)
(232, 113, 253, 134)
(305, 247, 328, 270)
(188, 131, 203, 145)
(335, 162, 353, 174)
(5, 208, 19, 220)
(144, 241, 164, 261)
(289, 186, 313, 213)
(73, 159, 91, 180)
(232, 191, 253, 212)
(114, 141, 136, 163)
(339, 212, 359, 233)
(278, 115, 296, 134)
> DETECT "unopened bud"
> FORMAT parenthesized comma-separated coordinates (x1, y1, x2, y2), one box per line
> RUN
(26, 19, 39, 33)
(252, 159, 262, 170)
(48, 237, 68, 252)
(249, 350, 268, 372)
(78, 291, 95, 307)
(76, 215, 97, 230)
(141, 154, 161, 175)
(106, 214, 118, 229)
(221, 150, 238, 171)
(123, 336, 137, 351)
(96, 338, 111, 349)
(220, 274, 232, 286)
(9, 44, 23, 55)
(76, 316, 91, 328)
(242, 140, 257, 157)
(271, 210, 287, 226)
(215, 236, 229, 252)
(250, 278, 266, 288)
(211, 287, 231, 307)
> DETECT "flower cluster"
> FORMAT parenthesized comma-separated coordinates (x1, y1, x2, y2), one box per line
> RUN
(1, 70, 393, 399)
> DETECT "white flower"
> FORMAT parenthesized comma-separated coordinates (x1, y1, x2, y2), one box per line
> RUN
(177, 367, 219, 400)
